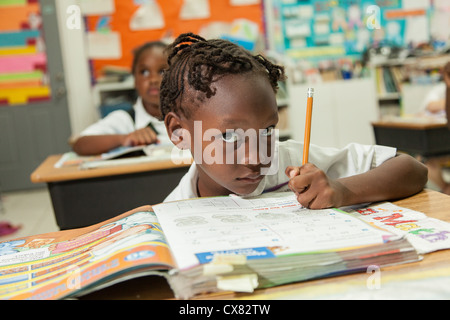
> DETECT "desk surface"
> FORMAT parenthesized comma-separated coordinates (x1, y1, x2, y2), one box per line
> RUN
(81, 189, 450, 300)
(372, 120, 448, 130)
(372, 119, 450, 157)
(31, 154, 192, 183)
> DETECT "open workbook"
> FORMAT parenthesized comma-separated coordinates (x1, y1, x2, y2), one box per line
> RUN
(1, 192, 450, 300)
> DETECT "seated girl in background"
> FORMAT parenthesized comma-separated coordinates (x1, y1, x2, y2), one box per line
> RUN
(420, 62, 450, 195)
(72, 41, 169, 155)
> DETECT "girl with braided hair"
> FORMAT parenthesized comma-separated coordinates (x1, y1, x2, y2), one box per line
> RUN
(162, 32, 427, 208)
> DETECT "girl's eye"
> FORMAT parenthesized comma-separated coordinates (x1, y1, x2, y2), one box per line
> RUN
(140, 69, 150, 77)
(222, 131, 239, 143)
(261, 126, 275, 137)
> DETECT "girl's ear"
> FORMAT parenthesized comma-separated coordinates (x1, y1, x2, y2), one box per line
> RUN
(164, 111, 191, 150)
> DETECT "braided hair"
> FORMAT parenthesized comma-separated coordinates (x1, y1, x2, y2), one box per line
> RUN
(159, 32, 285, 120)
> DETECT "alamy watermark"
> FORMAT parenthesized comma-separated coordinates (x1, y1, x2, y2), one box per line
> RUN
(366, 5, 381, 30)
(169, 121, 279, 175)
(66, 265, 81, 290)
(66, 4, 382, 31)
(366, 265, 381, 290)
(66, 4, 81, 30)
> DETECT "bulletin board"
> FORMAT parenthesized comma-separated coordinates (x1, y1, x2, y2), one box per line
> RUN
(0, 0, 51, 106)
(270, 0, 435, 62)
(83, 0, 263, 80)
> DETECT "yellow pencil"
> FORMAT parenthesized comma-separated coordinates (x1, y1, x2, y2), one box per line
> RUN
(302, 87, 314, 165)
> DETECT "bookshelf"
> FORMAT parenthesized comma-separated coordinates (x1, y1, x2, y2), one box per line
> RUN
(371, 54, 450, 119)
(374, 64, 404, 119)
(92, 77, 136, 118)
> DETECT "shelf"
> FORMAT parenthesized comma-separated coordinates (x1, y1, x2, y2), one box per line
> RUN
(94, 77, 135, 92)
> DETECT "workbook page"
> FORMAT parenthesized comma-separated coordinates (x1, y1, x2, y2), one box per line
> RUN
(153, 193, 396, 270)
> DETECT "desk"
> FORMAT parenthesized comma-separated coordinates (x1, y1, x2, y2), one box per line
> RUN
(372, 121, 450, 157)
(31, 155, 191, 230)
(81, 189, 450, 300)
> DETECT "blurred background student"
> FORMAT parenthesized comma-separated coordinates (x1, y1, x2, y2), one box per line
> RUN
(421, 62, 450, 195)
(72, 41, 169, 156)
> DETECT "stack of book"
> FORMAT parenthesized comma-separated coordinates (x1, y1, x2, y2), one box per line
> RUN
(5, 192, 447, 299)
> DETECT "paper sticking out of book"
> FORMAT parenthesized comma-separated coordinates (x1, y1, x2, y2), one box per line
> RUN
(216, 274, 258, 293)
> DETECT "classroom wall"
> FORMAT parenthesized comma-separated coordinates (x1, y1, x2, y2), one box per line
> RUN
(57, 0, 449, 138)
(55, 0, 96, 137)
(58, 0, 264, 135)
(84, 0, 263, 79)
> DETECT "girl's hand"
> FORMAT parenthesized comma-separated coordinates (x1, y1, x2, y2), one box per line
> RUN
(122, 127, 159, 147)
(285, 163, 349, 209)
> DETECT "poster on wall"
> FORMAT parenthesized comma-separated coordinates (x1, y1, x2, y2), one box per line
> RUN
(79, 0, 115, 16)
(231, 0, 261, 5)
(180, 0, 211, 20)
(86, 32, 122, 59)
(130, 0, 165, 30)
(0, 1, 51, 106)
(270, 0, 433, 62)
(84, 0, 263, 80)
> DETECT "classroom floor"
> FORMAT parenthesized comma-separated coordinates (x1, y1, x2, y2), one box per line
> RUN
(0, 188, 59, 242)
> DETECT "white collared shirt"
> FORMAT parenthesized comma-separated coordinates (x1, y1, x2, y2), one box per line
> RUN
(80, 97, 169, 143)
(163, 140, 396, 202)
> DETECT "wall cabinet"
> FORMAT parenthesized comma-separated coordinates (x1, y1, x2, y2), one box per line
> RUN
(287, 78, 378, 149)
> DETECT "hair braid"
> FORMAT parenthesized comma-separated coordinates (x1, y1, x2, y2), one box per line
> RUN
(159, 32, 285, 120)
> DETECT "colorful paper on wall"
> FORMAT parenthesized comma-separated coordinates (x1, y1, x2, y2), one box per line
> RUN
(221, 19, 260, 51)
(79, 0, 115, 16)
(179, 0, 210, 20)
(0, 86, 50, 105)
(85, 0, 263, 80)
(230, 0, 260, 6)
(129, 0, 165, 30)
(0, 1, 51, 106)
(0, 30, 40, 48)
(0, 53, 46, 73)
(0, 2, 40, 31)
(269, 0, 437, 62)
(86, 31, 121, 59)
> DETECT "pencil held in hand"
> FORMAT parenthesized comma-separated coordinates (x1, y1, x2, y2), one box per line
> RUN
(302, 88, 314, 165)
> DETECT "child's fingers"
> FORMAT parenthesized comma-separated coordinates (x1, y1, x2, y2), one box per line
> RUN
(296, 191, 318, 209)
(286, 163, 318, 178)
(285, 166, 300, 178)
(288, 174, 316, 208)
(140, 127, 158, 144)
(298, 162, 318, 174)
(288, 170, 311, 194)
(128, 128, 158, 146)
(288, 163, 334, 208)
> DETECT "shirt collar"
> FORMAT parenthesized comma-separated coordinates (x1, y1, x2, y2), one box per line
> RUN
(134, 97, 159, 129)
